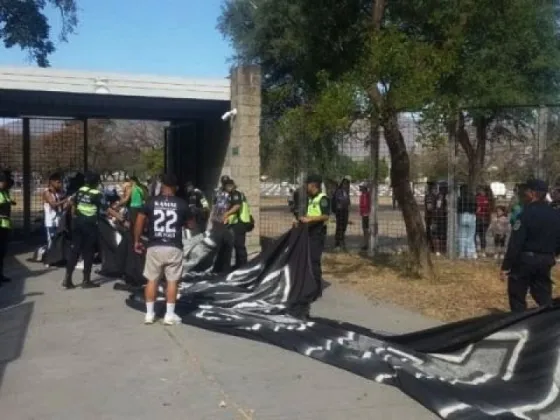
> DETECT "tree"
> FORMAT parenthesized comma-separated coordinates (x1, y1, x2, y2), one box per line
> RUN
(1, 0, 78, 67)
(219, 0, 559, 274)
(415, 0, 560, 188)
(218, 0, 442, 274)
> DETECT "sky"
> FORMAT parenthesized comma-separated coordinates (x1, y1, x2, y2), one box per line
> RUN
(0, 0, 233, 79)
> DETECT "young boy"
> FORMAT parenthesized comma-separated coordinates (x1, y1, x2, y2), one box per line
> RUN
(489, 205, 510, 259)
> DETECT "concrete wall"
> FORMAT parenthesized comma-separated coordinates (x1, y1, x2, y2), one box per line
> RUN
(225, 65, 261, 251)
(165, 65, 262, 251)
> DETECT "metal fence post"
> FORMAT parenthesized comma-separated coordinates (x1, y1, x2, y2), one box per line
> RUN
(536, 105, 548, 180)
(83, 118, 89, 172)
(446, 118, 458, 259)
(22, 118, 31, 238)
(368, 121, 380, 256)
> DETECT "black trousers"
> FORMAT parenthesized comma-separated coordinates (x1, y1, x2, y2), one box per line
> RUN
(476, 219, 489, 250)
(507, 253, 555, 312)
(66, 221, 98, 276)
(334, 209, 349, 246)
(0, 227, 9, 278)
(230, 223, 248, 269)
(309, 230, 325, 294)
(425, 217, 434, 252)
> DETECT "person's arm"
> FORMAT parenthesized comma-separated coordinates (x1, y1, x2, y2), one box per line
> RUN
(501, 212, 528, 272)
(114, 182, 131, 208)
(134, 212, 147, 245)
(223, 191, 242, 222)
(198, 191, 210, 212)
(43, 189, 67, 210)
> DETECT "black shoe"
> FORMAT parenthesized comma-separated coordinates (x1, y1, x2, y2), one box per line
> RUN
(62, 273, 75, 289)
(81, 274, 100, 289)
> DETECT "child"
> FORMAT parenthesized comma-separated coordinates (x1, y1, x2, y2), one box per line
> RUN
(489, 205, 510, 259)
(359, 183, 371, 251)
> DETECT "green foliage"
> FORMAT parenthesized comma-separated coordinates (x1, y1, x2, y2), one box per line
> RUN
(142, 148, 164, 176)
(1, 0, 78, 66)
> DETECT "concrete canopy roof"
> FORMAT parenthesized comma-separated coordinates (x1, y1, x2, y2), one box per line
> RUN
(0, 66, 231, 120)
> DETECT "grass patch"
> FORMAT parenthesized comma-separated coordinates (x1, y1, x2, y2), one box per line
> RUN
(323, 252, 560, 322)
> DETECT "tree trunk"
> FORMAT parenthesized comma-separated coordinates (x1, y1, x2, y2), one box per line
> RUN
(456, 112, 487, 191)
(383, 112, 434, 277)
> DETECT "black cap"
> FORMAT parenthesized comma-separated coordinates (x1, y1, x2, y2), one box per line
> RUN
(220, 175, 231, 184)
(306, 174, 322, 185)
(161, 174, 178, 188)
(223, 178, 235, 186)
(526, 178, 548, 193)
(84, 171, 100, 186)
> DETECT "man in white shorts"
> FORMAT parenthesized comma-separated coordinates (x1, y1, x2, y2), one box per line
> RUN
(133, 174, 189, 325)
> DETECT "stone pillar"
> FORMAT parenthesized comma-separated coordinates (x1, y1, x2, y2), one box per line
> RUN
(228, 65, 261, 251)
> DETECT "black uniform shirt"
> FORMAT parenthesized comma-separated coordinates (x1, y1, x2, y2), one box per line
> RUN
(228, 190, 243, 208)
(186, 189, 204, 209)
(73, 188, 107, 223)
(502, 201, 560, 271)
(142, 195, 189, 249)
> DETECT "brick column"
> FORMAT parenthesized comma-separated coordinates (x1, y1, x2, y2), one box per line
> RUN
(229, 65, 261, 251)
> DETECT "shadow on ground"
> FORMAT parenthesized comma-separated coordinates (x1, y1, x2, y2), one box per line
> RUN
(0, 239, 47, 391)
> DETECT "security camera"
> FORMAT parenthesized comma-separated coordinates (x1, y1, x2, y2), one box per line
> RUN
(221, 108, 238, 121)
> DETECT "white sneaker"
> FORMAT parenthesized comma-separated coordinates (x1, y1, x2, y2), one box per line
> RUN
(163, 313, 181, 325)
(144, 313, 155, 324)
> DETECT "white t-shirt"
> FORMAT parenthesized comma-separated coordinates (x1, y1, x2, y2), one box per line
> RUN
(44, 189, 61, 227)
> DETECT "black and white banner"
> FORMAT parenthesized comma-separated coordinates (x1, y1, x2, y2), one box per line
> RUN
(35, 214, 560, 419)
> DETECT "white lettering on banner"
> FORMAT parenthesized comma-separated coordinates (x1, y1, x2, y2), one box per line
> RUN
(153, 208, 178, 238)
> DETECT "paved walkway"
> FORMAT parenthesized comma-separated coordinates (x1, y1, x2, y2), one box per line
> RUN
(0, 252, 438, 420)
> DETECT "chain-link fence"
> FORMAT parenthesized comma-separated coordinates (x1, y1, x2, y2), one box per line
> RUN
(0, 117, 85, 236)
(0, 117, 167, 239)
(259, 106, 558, 259)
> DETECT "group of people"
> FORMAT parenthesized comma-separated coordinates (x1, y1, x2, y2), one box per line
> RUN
(425, 182, 517, 259)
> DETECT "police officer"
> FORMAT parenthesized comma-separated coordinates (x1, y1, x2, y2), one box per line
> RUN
(222, 179, 250, 269)
(0, 172, 15, 284)
(63, 171, 123, 289)
(294, 175, 330, 314)
(500, 179, 560, 312)
(184, 181, 210, 232)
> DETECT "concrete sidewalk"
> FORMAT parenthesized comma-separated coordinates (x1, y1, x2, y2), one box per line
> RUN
(0, 254, 438, 420)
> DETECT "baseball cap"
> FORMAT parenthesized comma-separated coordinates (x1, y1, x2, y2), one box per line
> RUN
(526, 178, 548, 193)
(223, 177, 235, 186)
(306, 174, 322, 184)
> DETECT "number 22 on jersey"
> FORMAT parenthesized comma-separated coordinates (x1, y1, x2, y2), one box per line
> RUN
(153, 209, 178, 236)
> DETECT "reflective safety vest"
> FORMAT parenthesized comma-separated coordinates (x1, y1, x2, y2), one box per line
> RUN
(227, 191, 253, 224)
(0, 190, 12, 229)
(76, 186, 101, 217)
(307, 192, 327, 217)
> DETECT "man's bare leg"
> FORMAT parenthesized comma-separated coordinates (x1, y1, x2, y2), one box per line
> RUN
(144, 279, 157, 324)
(163, 280, 180, 325)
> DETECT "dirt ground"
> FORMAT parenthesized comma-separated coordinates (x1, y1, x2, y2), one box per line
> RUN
(322, 252, 560, 322)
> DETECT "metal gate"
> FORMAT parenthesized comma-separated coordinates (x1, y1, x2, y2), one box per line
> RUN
(0, 117, 86, 237)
